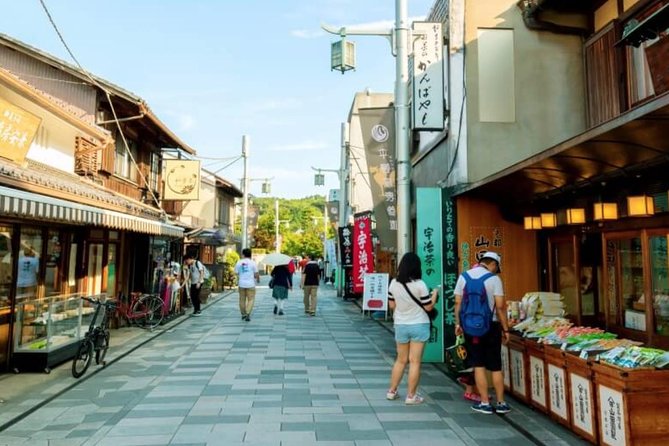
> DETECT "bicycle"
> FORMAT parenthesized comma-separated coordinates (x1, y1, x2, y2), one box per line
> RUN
(115, 292, 165, 330)
(72, 295, 116, 378)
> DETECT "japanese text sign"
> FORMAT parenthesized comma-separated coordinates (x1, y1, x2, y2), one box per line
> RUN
(352, 212, 374, 294)
(412, 22, 444, 130)
(362, 273, 388, 311)
(0, 97, 41, 163)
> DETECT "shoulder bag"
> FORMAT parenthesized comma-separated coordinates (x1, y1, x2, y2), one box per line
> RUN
(401, 282, 438, 321)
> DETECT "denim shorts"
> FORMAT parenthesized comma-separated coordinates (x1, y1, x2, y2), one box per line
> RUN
(394, 323, 430, 343)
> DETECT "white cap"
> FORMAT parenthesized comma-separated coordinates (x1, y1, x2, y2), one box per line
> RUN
(481, 251, 502, 272)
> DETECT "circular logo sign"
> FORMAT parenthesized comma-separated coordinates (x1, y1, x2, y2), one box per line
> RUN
(371, 124, 389, 143)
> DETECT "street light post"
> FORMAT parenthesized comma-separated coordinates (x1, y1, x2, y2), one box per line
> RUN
(322, 0, 416, 257)
(241, 135, 250, 250)
(274, 199, 280, 253)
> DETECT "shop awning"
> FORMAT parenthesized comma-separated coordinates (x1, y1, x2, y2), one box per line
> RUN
(461, 91, 669, 208)
(0, 185, 183, 237)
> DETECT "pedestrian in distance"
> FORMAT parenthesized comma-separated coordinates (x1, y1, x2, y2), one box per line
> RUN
(386, 252, 438, 405)
(300, 254, 320, 316)
(270, 264, 292, 315)
(454, 251, 511, 415)
(184, 255, 204, 316)
(235, 248, 259, 321)
(317, 256, 325, 282)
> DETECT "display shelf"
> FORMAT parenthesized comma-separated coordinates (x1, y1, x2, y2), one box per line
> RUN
(12, 294, 87, 373)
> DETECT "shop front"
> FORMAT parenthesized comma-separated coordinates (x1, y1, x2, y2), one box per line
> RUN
(0, 184, 183, 373)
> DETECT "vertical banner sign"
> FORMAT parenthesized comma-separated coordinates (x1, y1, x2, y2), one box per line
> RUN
(362, 273, 389, 312)
(352, 213, 373, 294)
(358, 107, 397, 252)
(442, 189, 458, 349)
(412, 22, 444, 130)
(338, 225, 353, 268)
(417, 188, 444, 362)
(327, 201, 339, 225)
(326, 239, 338, 272)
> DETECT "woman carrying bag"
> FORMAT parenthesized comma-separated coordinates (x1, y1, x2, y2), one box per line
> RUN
(386, 252, 439, 405)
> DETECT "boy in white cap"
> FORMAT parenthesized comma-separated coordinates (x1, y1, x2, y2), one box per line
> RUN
(454, 251, 511, 415)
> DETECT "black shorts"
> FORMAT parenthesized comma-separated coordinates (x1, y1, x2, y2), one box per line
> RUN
(464, 322, 502, 372)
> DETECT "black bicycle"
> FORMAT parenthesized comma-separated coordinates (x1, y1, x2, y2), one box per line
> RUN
(72, 295, 116, 378)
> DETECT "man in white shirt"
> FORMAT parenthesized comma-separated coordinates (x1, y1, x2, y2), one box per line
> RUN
(235, 248, 259, 321)
(454, 251, 511, 415)
(185, 255, 205, 316)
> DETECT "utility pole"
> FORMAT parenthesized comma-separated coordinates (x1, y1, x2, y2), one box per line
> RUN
(275, 199, 280, 253)
(322, 0, 415, 258)
(337, 122, 349, 297)
(241, 135, 250, 249)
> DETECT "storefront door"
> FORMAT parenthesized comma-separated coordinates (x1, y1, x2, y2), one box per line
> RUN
(0, 225, 13, 371)
(86, 242, 104, 296)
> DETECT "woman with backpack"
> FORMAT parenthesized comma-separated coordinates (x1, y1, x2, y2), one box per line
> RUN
(386, 252, 439, 405)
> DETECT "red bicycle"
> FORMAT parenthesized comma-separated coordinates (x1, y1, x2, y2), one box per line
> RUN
(116, 292, 164, 330)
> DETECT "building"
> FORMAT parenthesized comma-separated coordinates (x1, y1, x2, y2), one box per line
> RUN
(0, 34, 193, 372)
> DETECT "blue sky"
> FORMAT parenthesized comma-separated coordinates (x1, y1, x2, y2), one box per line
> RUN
(1, 0, 434, 198)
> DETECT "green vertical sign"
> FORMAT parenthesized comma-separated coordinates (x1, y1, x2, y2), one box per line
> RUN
(416, 187, 444, 362)
(441, 188, 458, 350)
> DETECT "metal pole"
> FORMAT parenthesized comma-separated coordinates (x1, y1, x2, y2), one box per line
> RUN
(275, 199, 280, 253)
(241, 135, 249, 249)
(395, 0, 411, 257)
(337, 122, 349, 297)
(323, 200, 328, 264)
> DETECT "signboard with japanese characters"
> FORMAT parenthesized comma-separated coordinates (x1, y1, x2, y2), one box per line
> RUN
(442, 190, 458, 348)
(510, 348, 527, 397)
(163, 159, 201, 200)
(327, 201, 339, 225)
(461, 226, 504, 271)
(0, 97, 41, 163)
(501, 345, 511, 389)
(599, 385, 626, 446)
(570, 373, 595, 436)
(328, 189, 339, 202)
(358, 107, 396, 251)
(352, 212, 373, 294)
(417, 188, 444, 362)
(412, 22, 444, 130)
(338, 225, 353, 268)
(530, 355, 547, 408)
(362, 273, 388, 312)
(548, 364, 568, 421)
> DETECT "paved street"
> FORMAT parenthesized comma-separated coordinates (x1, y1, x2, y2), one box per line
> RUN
(0, 278, 587, 446)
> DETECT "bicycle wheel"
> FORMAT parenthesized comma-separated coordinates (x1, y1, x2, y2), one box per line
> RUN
(95, 329, 110, 365)
(132, 295, 164, 329)
(72, 339, 94, 378)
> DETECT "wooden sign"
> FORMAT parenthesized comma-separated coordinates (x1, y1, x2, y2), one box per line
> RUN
(0, 97, 41, 163)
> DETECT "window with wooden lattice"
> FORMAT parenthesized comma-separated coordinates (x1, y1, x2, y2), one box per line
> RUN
(74, 135, 102, 176)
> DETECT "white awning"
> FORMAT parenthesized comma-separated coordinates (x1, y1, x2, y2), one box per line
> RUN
(0, 185, 183, 237)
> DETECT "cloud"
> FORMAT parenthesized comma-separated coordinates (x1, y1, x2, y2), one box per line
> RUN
(290, 29, 324, 39)
(241, 97, 303, 114)
(268, 140, 330, 152)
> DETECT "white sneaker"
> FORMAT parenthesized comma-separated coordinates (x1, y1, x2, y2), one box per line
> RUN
(386, 389, 399, 400)
(405, 394, 424, 405)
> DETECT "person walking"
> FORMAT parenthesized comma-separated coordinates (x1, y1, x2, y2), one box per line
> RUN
(183, 255, 204, 316)
(386, 252, 438, 405)
(270, 264, 292, 315)
(300, 254, 320, 316)
(235, 248, 259, 321)
(454, 251, 511, 415)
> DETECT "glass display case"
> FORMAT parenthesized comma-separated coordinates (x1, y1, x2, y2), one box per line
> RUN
(12, 293, 94, 373)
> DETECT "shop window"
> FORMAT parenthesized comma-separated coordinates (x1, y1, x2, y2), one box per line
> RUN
(18, 228, 43, 301)
(106, 244, 117, 299)
(109, 231, 119, 241)
(87, 243, 104, 296)
(551, 240, 579, 317)
(606, 237, 645, 331)
(650, 235, 669, 336)
(68, 243, 78, 291)
(0, 225, 13, 369)
(114, 135, 138, 182)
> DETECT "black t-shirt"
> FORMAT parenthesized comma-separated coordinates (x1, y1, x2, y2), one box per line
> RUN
(303, 262, 320, 286)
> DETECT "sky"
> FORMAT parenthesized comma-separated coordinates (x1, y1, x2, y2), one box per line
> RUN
(1, 0, 434, 199)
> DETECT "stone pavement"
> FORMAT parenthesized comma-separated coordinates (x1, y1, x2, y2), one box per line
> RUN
(0, 278, 589, 446)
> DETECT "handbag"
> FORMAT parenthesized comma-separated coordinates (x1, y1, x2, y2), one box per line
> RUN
(268, 278, 274, 289)
(401, 282, 438, 321)
(445, 335, 469, 375)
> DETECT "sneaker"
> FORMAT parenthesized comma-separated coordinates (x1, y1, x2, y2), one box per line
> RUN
(405, 394, 424, 405)
(192, 311, 201, 317)
(471, 403, 494, 414)
(495, 402, 512, 414)
(278, 310, 284, 316)
(463, 392, 481, 403)
(273, 305, 278, 314)
(386, 389, 399, 400)
(241, 314, 246, 320)
(245, 315, 251, 321)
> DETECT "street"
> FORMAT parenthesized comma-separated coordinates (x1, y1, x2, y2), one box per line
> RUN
(0, 278, 586, 446)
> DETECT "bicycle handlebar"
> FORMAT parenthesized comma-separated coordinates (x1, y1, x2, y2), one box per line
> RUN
(81, 295, 117, 309)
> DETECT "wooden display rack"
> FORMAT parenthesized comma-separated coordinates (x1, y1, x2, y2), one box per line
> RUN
(592, 362, 669, 446)
(565, 353, 598, 444)
(525, 339, 549, 414)
(543, 345, 571, 428)
(508, 333, 529, 403)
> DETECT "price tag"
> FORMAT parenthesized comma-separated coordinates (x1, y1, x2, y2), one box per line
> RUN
(561, 343, 568, 351)
(580, 350, 589, 360)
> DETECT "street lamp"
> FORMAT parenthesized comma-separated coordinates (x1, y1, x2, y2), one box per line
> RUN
(322, 0, 416, 257)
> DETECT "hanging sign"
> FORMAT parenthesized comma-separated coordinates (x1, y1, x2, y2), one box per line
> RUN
(362, 273, 388, 311)
(412, 22, 444, 130)
(163, 159, 200, 200)
(0, 97, 41, 163)
(352, 212, 373, 294)
(338, 225, 353, 268)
